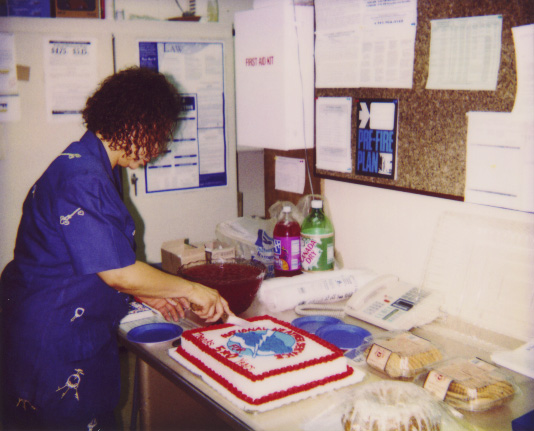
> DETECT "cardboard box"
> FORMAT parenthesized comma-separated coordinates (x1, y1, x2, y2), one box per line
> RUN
(54, 0, 100, 18)
(198, 240, 235, 262)
(161, 239, 205, 275)
(161, 239, 236, 274)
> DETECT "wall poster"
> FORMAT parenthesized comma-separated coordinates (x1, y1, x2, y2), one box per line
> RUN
(355, 98, 399, 180)
(138, 41, 227, 193)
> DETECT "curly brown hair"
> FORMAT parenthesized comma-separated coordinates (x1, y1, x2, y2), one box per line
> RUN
(82, 67, 183, 161)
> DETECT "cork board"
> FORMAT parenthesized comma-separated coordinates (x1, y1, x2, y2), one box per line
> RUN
(315, 0, 533, 200)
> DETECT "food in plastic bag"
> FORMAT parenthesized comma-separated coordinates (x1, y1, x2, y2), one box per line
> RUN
(258, 268, 378, 312)
(361, 331, 444, 379)
(216, 216, 276, 278)
(342, 381, 443, 431)
(420, 357, 517, 412)
(253, 228, 275, 278)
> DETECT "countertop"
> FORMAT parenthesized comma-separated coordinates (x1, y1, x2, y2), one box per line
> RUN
(118, 299, 534, 431)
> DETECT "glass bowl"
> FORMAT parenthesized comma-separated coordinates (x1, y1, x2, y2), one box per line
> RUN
(178, 258, 267, 315)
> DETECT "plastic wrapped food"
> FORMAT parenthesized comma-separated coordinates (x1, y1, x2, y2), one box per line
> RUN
(342, 381, 443, 431)
(362, 331, 443, 379)
(420, 357, 517, 412)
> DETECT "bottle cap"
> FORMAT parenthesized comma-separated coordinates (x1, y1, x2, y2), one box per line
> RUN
(282, 205, 291, 213)
(311, 200, 323, 209)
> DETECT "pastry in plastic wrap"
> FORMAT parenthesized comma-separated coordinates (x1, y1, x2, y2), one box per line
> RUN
(342, 381, 442, 431)
(422, 357, 516, 412)
(363, 332, 443, 379)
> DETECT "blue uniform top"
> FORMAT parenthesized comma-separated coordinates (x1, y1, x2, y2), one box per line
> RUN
(1, 131, 136, 427)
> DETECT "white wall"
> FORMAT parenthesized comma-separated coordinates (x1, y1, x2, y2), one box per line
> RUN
(237, 149, 265, 217)
(325, 180, 534, 286)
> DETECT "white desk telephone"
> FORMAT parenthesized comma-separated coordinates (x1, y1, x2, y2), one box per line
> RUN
(344, 275, 442, 331)
(293, 274, 443, 331)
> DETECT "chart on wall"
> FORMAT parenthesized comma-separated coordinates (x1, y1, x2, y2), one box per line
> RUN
(138, 41, 227, 193)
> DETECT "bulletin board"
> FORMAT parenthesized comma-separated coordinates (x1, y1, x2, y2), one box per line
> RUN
(315, 0, 533, 201)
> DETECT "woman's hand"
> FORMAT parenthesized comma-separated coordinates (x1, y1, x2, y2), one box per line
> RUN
(99, 261, 233, 322)
(187, 282, 233, 323)
(135, 296, 187, 322)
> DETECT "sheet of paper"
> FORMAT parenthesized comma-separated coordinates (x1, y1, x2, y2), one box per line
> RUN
(512, 24, 534, 115)
(0, 33, 21, 123)
(464, 111, 534, 213)
(44, 37, 98, 123)
(491, 339, 534, 379)
(315, 0, 417, 89)
(426, 15, 502, 91)
(315, 97, 352, 173)
(138, 41, 227, 193)
(274, 156, 305, 194)
(0, 32, 18, 95)
(0, 95, 20, 122)
(315, 0, 417, 33)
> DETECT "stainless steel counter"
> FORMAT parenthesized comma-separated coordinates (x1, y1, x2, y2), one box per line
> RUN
(118, 299, 534, 431)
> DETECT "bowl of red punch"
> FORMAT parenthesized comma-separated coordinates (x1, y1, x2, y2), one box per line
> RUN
(178, 258, 267, 315)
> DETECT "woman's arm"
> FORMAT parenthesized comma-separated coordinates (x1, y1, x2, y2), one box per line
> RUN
(131, 297, 190, 322)
(98, 260, 231, 322)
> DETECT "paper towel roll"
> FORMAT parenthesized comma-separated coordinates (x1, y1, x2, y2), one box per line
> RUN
(258, 269, 378, 312)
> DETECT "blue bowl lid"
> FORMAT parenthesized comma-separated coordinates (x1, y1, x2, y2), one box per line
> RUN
(315, 323, 371, 350)
(292, 315, 343, 334)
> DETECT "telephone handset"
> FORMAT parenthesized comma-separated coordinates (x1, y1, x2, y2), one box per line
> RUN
(345, 274, 400, 310)
(344, 274, 442, 331)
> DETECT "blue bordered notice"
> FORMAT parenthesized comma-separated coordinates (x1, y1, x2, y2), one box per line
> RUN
(139, 41, 227, 193)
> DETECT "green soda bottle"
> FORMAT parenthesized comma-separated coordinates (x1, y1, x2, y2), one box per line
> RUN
(300, 200, 335, 272)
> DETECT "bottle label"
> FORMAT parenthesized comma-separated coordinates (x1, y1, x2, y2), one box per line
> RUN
(300, 232, 334, 271)
(274, 236, 301, 271)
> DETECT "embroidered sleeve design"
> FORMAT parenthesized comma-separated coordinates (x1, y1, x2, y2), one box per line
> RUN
(56, 369, 84, 401)
(60, 153, 81, 159)
(70, 307, 85, 322)
(87, 418, 98, 431)
(59, 208, 85, 226)
(16, 398, 37, 411)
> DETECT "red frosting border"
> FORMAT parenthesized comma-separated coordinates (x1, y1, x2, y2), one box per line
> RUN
(176, 347, 355, 406)
(180, 315, 345, 382)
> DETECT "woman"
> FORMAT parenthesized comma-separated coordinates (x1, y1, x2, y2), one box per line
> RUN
(0, 67, 232, 430)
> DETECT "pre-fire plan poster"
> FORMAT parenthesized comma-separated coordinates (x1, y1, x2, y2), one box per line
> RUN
(356, 98, 398, 179)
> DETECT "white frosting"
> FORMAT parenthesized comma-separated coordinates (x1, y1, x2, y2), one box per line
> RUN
(172, 351, 364, 412)
(181, 336, 349, 399)
(168, 316, 366, 412)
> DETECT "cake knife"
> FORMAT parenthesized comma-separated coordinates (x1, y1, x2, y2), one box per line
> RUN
(225, 314, 255, 329)
(190, 303, 254, 328)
